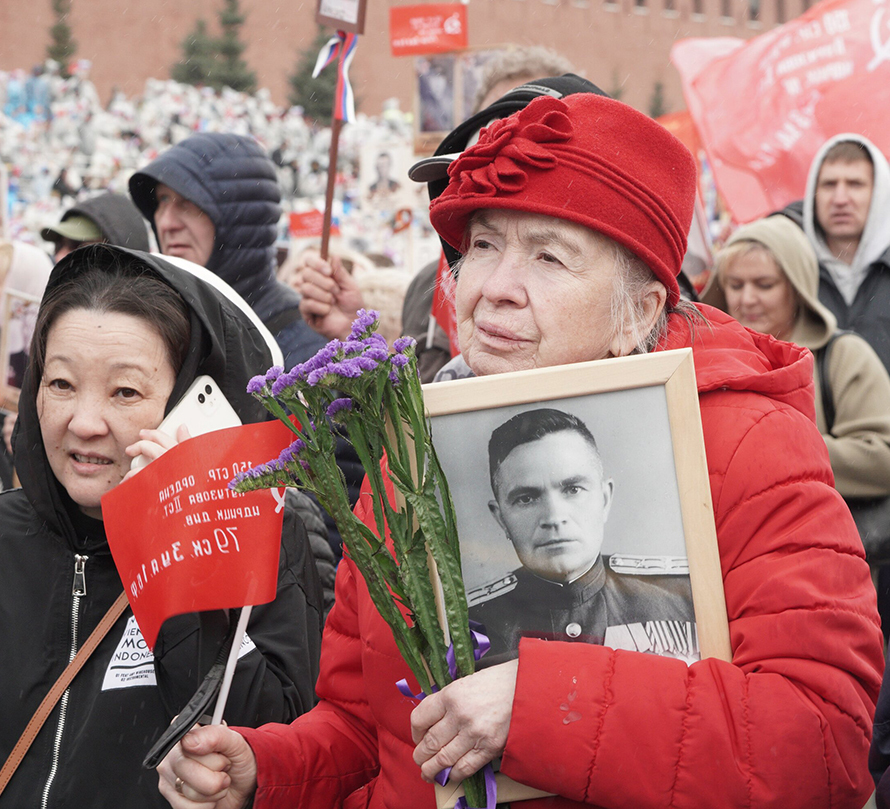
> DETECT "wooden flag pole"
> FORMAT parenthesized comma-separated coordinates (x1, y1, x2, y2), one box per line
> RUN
(320, 116, 343, 261)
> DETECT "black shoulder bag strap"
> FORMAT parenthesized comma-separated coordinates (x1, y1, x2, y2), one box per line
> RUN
(0, 592, 129, 795)
(816, 332, 843, 433)
(817, 330, 890, 564)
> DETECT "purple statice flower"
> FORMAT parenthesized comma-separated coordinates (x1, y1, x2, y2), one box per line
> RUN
(307, 358, 366, 386)
(229, 463, 270, 489)
(390, 353, 409, 368)
(326, 397, 353, 419)
(246, 374, 268, 395)
(361, 347, 389, 363)
(265, 365, 284, 383)
(348, 309, 380, 340)
(363, 332, 389, 352)
(279, 438, 307, 464)
(297, 343, 340, 380)
(393, 336, 416, 354)
(340, 339, 366, 356)
(271, 367, 301, 397)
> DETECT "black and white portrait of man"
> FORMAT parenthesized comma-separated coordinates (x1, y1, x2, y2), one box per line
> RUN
(430, 393, 700, 665)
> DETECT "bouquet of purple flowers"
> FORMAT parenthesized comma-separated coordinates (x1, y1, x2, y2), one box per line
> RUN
(230, 310, 489, 808)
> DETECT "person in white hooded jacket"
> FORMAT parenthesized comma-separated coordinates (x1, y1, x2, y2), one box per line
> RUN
(784, 134, 890, 374)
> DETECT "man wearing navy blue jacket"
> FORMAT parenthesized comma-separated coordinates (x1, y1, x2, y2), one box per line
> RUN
(130, 133, 327, 369)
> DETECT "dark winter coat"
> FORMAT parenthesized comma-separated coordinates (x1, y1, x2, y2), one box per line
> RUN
(0, 245, 327, 808)
(129, 133, 327, 368)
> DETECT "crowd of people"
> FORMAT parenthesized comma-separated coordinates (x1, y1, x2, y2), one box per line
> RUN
(0, 61, 433, 267)
(2, 43, 890, 809)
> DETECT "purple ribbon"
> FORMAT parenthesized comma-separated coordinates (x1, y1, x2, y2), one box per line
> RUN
(396, 678, 436, 700)
(397, 623, 497, 808)
(454, 763, 498, 809)
(446, 621, 490, 679)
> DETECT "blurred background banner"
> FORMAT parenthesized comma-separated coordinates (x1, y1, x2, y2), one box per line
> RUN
(673, 0, 890, 223)
(390, 4, 468, 57)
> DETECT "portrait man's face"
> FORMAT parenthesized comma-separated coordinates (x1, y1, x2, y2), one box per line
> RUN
(376, 153, 392, 180)
(489, 429, 613, 584)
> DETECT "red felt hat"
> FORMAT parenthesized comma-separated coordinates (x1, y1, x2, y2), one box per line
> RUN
(428, 93, 696, 306)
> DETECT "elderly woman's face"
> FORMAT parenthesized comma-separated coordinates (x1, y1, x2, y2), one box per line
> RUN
(455, 211, 628, 376)
(722, 248, 798, 341)
(37, 309, 176, 519)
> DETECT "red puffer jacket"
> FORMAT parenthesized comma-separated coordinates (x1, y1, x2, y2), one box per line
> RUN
(239, 306, 884, 809)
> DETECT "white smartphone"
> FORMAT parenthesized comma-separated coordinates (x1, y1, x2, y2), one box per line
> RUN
(130, 375, 242, 472)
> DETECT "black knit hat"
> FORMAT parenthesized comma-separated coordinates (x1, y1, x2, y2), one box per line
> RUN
(409, 74, 608, 191)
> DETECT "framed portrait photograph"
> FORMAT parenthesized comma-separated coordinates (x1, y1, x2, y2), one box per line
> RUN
(0, 289, 41, 411)
(423, 349, 731, 807)
(359, 142, 416, 212)
(316, 0, 366, 34)
(413, 48, 502, 154)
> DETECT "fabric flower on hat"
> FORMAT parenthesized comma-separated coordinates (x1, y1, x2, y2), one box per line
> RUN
(448, 96, 573, 197)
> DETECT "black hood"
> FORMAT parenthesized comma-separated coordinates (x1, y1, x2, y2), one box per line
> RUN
(13, 244, 277, 545)
(68, 192, 151, 252)
(129, 133, 300, 322)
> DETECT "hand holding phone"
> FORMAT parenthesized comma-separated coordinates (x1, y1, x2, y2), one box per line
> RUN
(128, 375, 241, 473)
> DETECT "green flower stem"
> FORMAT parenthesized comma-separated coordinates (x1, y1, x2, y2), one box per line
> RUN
(315, 463, 433, 693)
(237, 323, 486, 803)
(462, 772, 488, 808)
(258, 393, 303, 435)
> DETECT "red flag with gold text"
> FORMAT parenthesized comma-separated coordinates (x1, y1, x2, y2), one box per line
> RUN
(103, 421, 295, 649)
(672, 0, 890, 223)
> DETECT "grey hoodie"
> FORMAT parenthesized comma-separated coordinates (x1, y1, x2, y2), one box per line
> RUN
(802, 133, 890, 304)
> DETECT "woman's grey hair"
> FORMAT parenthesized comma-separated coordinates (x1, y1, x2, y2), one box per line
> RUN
(609, 242, 669, 354)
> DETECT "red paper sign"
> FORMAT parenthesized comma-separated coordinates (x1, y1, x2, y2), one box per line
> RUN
(430, 251, 460, 357)
(103, 421, 294, 649)
(673, 0, 890, 223)
(289, 210, 340, 238)
(390, 4, 468, 57)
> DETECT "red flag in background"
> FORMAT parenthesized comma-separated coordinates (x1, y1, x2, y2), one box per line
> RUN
(430, 251, 460, 357)
(103, 420, 295, 649)
(672, 0, 890, 223)
(289, 210, 340, 238)
(390, 4, 468, 57)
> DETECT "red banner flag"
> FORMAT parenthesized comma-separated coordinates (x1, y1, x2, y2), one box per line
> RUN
(289, 210, 340, 238)
(430, 251, 460, 357)
(103, 420, 295, 649)
(672, 0, 890, 223)
(390, 4, 468, 57)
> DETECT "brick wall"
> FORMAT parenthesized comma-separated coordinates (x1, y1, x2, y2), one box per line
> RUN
(0, 0, 797, 119)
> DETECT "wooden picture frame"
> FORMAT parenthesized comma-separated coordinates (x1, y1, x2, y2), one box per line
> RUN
(316, 0, 367, 34)
(0, 289, 41, 413)
(422, 349, 731, 808)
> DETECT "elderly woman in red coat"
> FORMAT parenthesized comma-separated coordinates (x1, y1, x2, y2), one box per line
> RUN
(157, 91, 883, 809)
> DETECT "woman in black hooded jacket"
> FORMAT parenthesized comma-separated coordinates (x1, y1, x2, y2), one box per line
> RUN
(0, 244, 327, 807)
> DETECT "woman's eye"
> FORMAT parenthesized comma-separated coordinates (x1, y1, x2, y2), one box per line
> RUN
(49, 378, 71, 391)
(116, 388, 140, 399)
(472, 238, 493, 251)
(538, 252, 562, 265)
